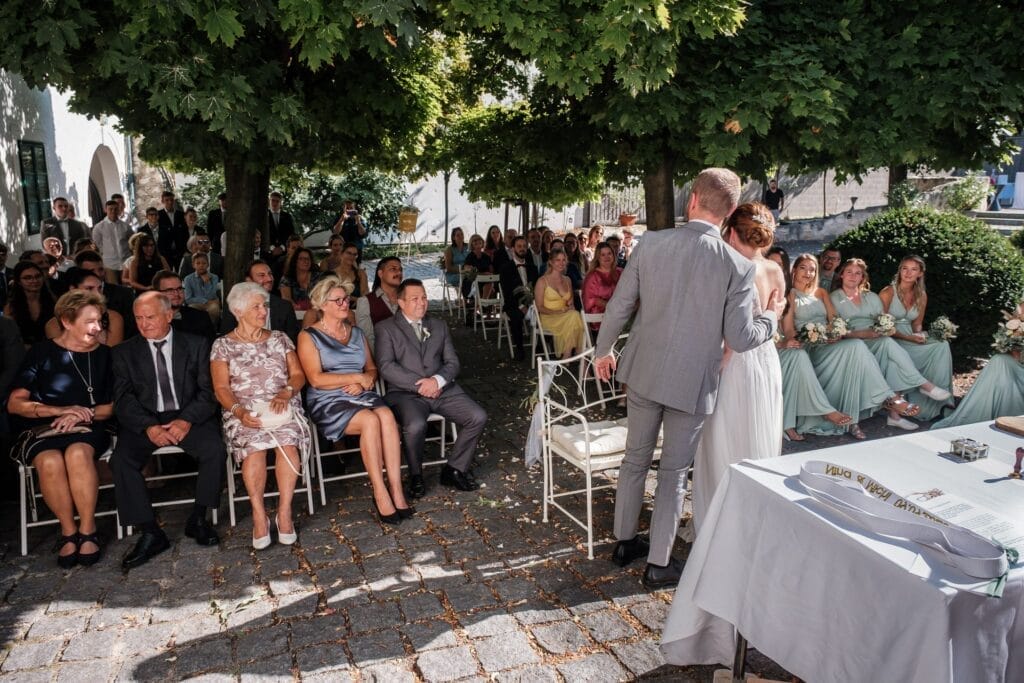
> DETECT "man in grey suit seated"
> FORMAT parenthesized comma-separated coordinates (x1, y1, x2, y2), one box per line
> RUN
(375, 278, 487, 498)
(594, 168, 784, 589)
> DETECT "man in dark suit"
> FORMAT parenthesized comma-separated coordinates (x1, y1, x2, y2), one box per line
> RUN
(376, 279, 487, 498)
(112, 292, 225, 570)
(152, 270, 216, 339)
(40, 197, 90, 254)
(75, 249, 137, 338)
(157, 191, 189, 265)
(266, 191, 296, 254)
(220, 260, 299, 341)
(499, 236, 539, 361)
(206, 193, 227, 254)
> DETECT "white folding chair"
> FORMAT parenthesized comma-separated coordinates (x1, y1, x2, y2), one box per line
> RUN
(579, 311, 608, 400)
(440, 270, 465, 322)
(496, 310, 514, 357)
(528, 304, 553, 369)
(122, 446, 219, 536)
(224, 434, 316, 527)
(472, 274, 503, 339)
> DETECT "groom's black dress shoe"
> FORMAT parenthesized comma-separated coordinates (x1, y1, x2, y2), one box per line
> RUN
(611, 535, 650, 567)
(184, 517, 220, 546)
(408, 474, 427, 499)
(641, 556, 684, 590)
(122, 530, 171, 570)
(440, 465, 480, 491)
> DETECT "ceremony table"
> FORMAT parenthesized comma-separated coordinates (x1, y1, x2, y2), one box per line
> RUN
(662, 421, 1024, 682)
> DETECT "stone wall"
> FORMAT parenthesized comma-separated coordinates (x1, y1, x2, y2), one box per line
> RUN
(130, 137, 172, 222)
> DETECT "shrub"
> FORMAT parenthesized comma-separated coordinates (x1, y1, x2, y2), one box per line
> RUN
(827, 207, 1024, 369)
(885, 180, 920, 209)
(1010, 229, 1024, 254)
(940, 175, 989, 212)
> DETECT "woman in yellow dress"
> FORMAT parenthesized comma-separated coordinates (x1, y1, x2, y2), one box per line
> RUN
(534, 249, 585, 358)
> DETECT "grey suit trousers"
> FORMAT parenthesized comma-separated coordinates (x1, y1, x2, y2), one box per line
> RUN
(615, 388, 705, 566)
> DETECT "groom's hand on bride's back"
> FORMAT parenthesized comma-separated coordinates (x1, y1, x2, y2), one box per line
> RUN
(767, 289, 785, 318)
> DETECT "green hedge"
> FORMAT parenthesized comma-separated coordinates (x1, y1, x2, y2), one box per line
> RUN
(827, 207, 1024, 369)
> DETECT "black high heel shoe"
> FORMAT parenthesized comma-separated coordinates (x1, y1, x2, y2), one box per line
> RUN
(373, 501, 402, 526)
(76, 531, 103, 567)
(55, 533, 79, 569)
(396, 505, 416, 520)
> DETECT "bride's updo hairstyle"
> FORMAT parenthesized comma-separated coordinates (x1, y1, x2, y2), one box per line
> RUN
(723, 202, 776, 250)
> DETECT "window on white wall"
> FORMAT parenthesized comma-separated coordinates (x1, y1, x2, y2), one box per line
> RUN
(18, 140, 51, 235)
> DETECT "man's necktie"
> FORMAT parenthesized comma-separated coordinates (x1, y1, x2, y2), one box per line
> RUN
(413, 321, 423, 342)
(153, 340, 178, 411)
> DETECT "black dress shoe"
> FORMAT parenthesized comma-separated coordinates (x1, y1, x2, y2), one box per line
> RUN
(611, 535, 650, 567)
(373, 501, 402, 526)
(76, 531, 103, 567)
(184, 517, 220, 546)
(439, 465, 480, 492)
(396, 505, 416, 520)
(122, 530, 171, 570)
(408, 474, 427, 499)
(641, 556, 684, 590)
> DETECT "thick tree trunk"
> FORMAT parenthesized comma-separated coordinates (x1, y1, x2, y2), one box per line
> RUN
(223, 159, 271, 290)
(888, 164, 909, 192)
(503, 201, 509, 232)
(443, 170, 451, 244)
(519, 200, 529, 233)
(643, 150, 676, 230)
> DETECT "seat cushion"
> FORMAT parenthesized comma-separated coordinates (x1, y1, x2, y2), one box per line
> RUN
(552, 419, 629, 458)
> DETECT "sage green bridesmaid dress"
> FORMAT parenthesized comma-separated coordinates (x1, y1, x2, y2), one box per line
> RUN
(888, 297, 953, 420)
(793, 291, 892, 423)
(932, 353, 1024, 429)
(830, 290, 927, 394)
(778, 347, 845, 435)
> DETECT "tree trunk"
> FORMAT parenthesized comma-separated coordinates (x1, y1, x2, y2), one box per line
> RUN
(519, 200, 529, 233)
(223, 158, 271, 290)
(503, 201, 509, 232)
(888, 164, 909, 192)
(443, 170, 451, 244)
(643, 150, 676, 230)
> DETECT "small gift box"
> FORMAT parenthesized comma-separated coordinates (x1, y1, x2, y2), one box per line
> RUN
(950, 438, 990, 461)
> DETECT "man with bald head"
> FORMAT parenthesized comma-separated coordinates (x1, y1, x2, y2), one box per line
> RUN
(111, 292, 225, 570)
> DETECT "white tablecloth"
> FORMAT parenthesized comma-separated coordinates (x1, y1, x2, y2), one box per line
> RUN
(662, 422, 1024, 683)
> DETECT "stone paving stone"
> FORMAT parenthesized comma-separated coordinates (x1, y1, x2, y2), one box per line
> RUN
(445, 582, 496, 613)
(599, 574, 649, 606)
(313, 561, 364, 588)
(613, 639, 669, 676)
(360, 661, 418, 683)
(352, 533, 399, 557)
(402, 621, 459, 651)
(347, 600, 403, 633)
(556, 653, 628, 682)
(26, 612, 90, 640)
(415, 645, 479, 682)
(323, 582, 372, 608)
(0, 669, 51, 683)
(61, 626, 122, 661)
(628, 598, 670, 632)
(490, 578, 537, 603)
(268, 571, 317, 596)
(236, 624, 289, 662)
(1, 641, 59, 671)
(347, 628, 406, 666)
(556, 585, 607, 615)
(295, 643, 351, 675)
(172, 637, 233, 678)
(275, 590, 320, 620)
(172, 614, 224, 643)
(473, 631, 540, 672)
(118, 621, 177, 656)
(510, 600, 571, 626)
(53, 659, 119, 683)
(459, 609, 518, 638)
(241, 653, 293, 680)
(530, 620, 590, 655)
(580, 609, 636, 643)
(492, 665, 561, 682)
(289, 613, 348, 648)
(399, 591, 445, 622)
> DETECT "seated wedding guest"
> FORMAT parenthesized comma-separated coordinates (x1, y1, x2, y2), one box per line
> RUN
(297, 276, 412, 524)
(376, 279, 487, 497)
(211, 283, 309, 548)
(540, 229, 554, 262)
(484, 225, 506, 267)
(582, 242, 622, 322)
(273, 234, 303, 282)
(183, 253, 221, 324)
(71, 237, 98, 260)
(7, 291, 114, 567)
(221, 261, 300, 342)
(932, 350, 1023, 429)
(127, 233, 171, 293)
(178, 233, 223, 279)
(583, 224, 603, 261)
(765, 246, 792, 293)
(319, 235, 345, 274)
(355, 256, 402, 352)
(878, 255, 953, 420)
(819, 247, 841, 291)
(112, 292, 225, 569)
(332, 242, 369, 299)
(534, 249, 585, 359)
(44, 268, 124, 346)
(462, 233, 493, 301)
(42, 237, 75, 273)
(75, 250, 136, 337)
(831, 257, 951, 430)
(443, 227, 469, 288)
(788, 254, 910, 440)
(606, 233, 622, 265)
(151, 271, 216, 339)
(563, 232, 588, 278)
(619, 228, 634, 266)
(279, 248, 320, 311)
(4, 262, 56, 348)
(498, 236, 539, 361)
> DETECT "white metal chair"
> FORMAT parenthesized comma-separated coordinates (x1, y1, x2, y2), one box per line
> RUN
(528, 304, 553, 368)
(18, 446, 122, 556)
(440, 270, 465, 322)
(496, 310, 514, 357)
(121, 446, 219, 535)
(472, 274, 503, 339)
(579, 311, 609, 400)
(224, 432, 317, 527)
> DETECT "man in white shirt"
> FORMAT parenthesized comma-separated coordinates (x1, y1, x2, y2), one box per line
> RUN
(356, 256, 403, 352)
(91, 200, 133, 284)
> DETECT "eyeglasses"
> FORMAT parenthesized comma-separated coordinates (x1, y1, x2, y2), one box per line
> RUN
(326, 296, 350, 307)
(196, 239, 211, 245)
(159, 286, 186, 293)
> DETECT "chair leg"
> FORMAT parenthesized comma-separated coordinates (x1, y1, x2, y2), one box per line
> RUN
(19, 465, 29, 556)
(226, 456, 237, 527)
(304, 464, 315, 515)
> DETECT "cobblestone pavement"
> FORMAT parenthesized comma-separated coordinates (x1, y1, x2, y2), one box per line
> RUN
(0, 257, 936, 682)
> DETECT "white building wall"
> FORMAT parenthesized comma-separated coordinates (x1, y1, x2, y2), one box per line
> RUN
(0, 70, 127, 252)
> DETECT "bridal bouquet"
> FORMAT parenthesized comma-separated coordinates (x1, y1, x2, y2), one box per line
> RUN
(992, 305, 1024, 354)
(929, 316, 959, 341)
(512, 285, 534, 309)
(797, 322, 829, 345)
(873, 313, 896, 336)
(826, 317, 848, 341)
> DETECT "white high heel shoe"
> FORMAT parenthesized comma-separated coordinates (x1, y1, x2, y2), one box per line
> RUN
(253, 516, 271, 550)
(276, 515, 297, 546)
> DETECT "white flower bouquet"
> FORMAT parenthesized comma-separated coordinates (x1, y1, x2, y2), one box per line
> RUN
(826, 317, 848, 341)
(992, 306, 1024, 354)
(928, 316, 958, 341)
(512, 285, 534, 309)
(873, 313, 896, 336)
(797, 322, 828, 345)
(460, 265, 478, 283)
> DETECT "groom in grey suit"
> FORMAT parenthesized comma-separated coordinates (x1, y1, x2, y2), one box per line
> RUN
(594, 167, 783, 589)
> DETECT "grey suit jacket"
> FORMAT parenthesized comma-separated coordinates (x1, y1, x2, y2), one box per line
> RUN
(374, 315, 462, 395)
(40, 217, 90, 251)
(594, 221, 776, 415)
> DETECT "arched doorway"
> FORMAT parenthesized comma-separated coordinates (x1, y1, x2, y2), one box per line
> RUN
(87, 145, 120, 224)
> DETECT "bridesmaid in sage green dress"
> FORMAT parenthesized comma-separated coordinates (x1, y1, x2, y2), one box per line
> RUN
(788, 254, 896, 440)
(767, 248, 851, 441)
(878, 255, 954, 420)
(932, 351, 1024, 429)
(829, 258, 951, 431)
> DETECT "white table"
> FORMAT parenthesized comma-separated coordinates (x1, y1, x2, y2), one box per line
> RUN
(662, 422, 1024, 683)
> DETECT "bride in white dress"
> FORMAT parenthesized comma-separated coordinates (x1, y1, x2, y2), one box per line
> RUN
(688, 202, 785, 538)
